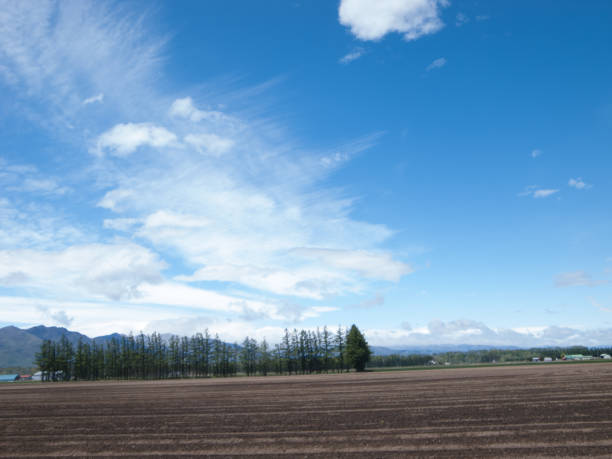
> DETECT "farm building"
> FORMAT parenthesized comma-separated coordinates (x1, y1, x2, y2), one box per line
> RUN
(0, 374, 20, 382)
(601, 354, 612, 359)
(32, 371, 43, 381)
(564, 354, 584, 360)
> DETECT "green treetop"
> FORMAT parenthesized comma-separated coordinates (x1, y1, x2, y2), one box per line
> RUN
(345, 324, 371, 372)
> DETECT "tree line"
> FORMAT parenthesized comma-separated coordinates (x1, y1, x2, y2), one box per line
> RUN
(368, 353, 434, 367)
(432, 346, 612, 365)
(35, 325, 371, 381)
(367, 345, 612, 368)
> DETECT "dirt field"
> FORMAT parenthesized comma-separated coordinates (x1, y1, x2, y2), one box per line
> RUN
(1, 363, 612, 457)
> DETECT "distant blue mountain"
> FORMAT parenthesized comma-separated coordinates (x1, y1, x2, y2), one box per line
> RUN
(0, 326, 242, 369)
(2, 325, 531, 369)
(370, 344, 523, 356)
(0, 325, 125, 368)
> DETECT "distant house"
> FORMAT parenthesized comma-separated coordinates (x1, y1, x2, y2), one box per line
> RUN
(543, 357, 553, 362)
(563, 354, 584, 361)
(20, 374, 32, 381)
(31, 370, 65, 381)
(600, 354, 611, 360)
(532, 357, 540, 362)
(0, 374, 20, 382)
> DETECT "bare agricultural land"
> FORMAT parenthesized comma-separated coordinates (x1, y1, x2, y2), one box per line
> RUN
(2, 363, 612, 457)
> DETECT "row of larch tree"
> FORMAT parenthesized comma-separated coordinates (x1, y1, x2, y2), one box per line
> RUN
(35, 325, 371, 381)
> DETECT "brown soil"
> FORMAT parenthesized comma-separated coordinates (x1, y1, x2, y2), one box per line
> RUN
(2, 363, 612, 457)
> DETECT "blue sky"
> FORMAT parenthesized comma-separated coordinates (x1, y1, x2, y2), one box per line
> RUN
(1, 0, 611, 346)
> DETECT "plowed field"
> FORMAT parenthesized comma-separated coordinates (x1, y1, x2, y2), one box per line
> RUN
(2, 363, 612, 457)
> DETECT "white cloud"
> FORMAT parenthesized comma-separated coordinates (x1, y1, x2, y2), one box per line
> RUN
(0, 296, 181, 337)
(0, 194, 85, 251)
(97, 188, 134, 211)
(144, 316, 288, 344)
(531, 149, 542, 158)
(568, 177, 590, 190)
(0, 287, 339, 338)
(0, 1, 412, 332)
(7, 298, 612, 347)
(519, 186, 559, 199)
(340, 48, 365, 64)
(426, 57, 446, 71)
(93, 112, 398, 301)
(133, 282, 268, 315)
(365, 319, 612, 347)
(184, 133, 234, 156)
(83, 93, 104, 105)
(292, 248, 412, 282)
(94, 123, 177, 156)
(37, 305, 73, 327)
(20, 178, 69, 195)
(555, 271, 609, 288)
(1, 158, 69, 196)
(339, 0, 448, 41)
(131, 282, 335, 323)
(0, 243, 166, 301)
(455, 12, 469, 27)
(103, 218, 139, 232)
(169, 97, 230, 123)
(144, 210, 209, 229)
(351, 293, 385, 309)
(533, 189, 559, 198)
(589, 297, 612, 313)
(176, 263, 354, 300)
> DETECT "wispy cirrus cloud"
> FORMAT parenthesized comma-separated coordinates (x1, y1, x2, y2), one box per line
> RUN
(568, 177, 591, 190)
(455, 12, 469, 27)
(519, 185, 559, 199)
(0, 0, 412, 334)
(0, 0, 166, 128)
(340, 47, 365, 64)
(291, 248, 412, 282)
(90, 93, 404, 301)
(184, 133, 235, 156)
(555, 271, 609, 288)
(83, 93, 104, 105)
(426, 57, 446, 71)
(533, 189, 559, 198)
(1, 159, 70, 196)
(588, 297, 612, 313)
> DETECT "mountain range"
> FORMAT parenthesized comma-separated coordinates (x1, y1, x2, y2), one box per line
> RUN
(370, 344, 522, 356)
(0, 325, 122, 368)
(0, 325, 526, 370)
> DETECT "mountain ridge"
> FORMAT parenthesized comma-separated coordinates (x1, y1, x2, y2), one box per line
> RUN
(370, 344, 524, 356)
(1, 324, 538, 369)
(0, 325, 124, 368)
